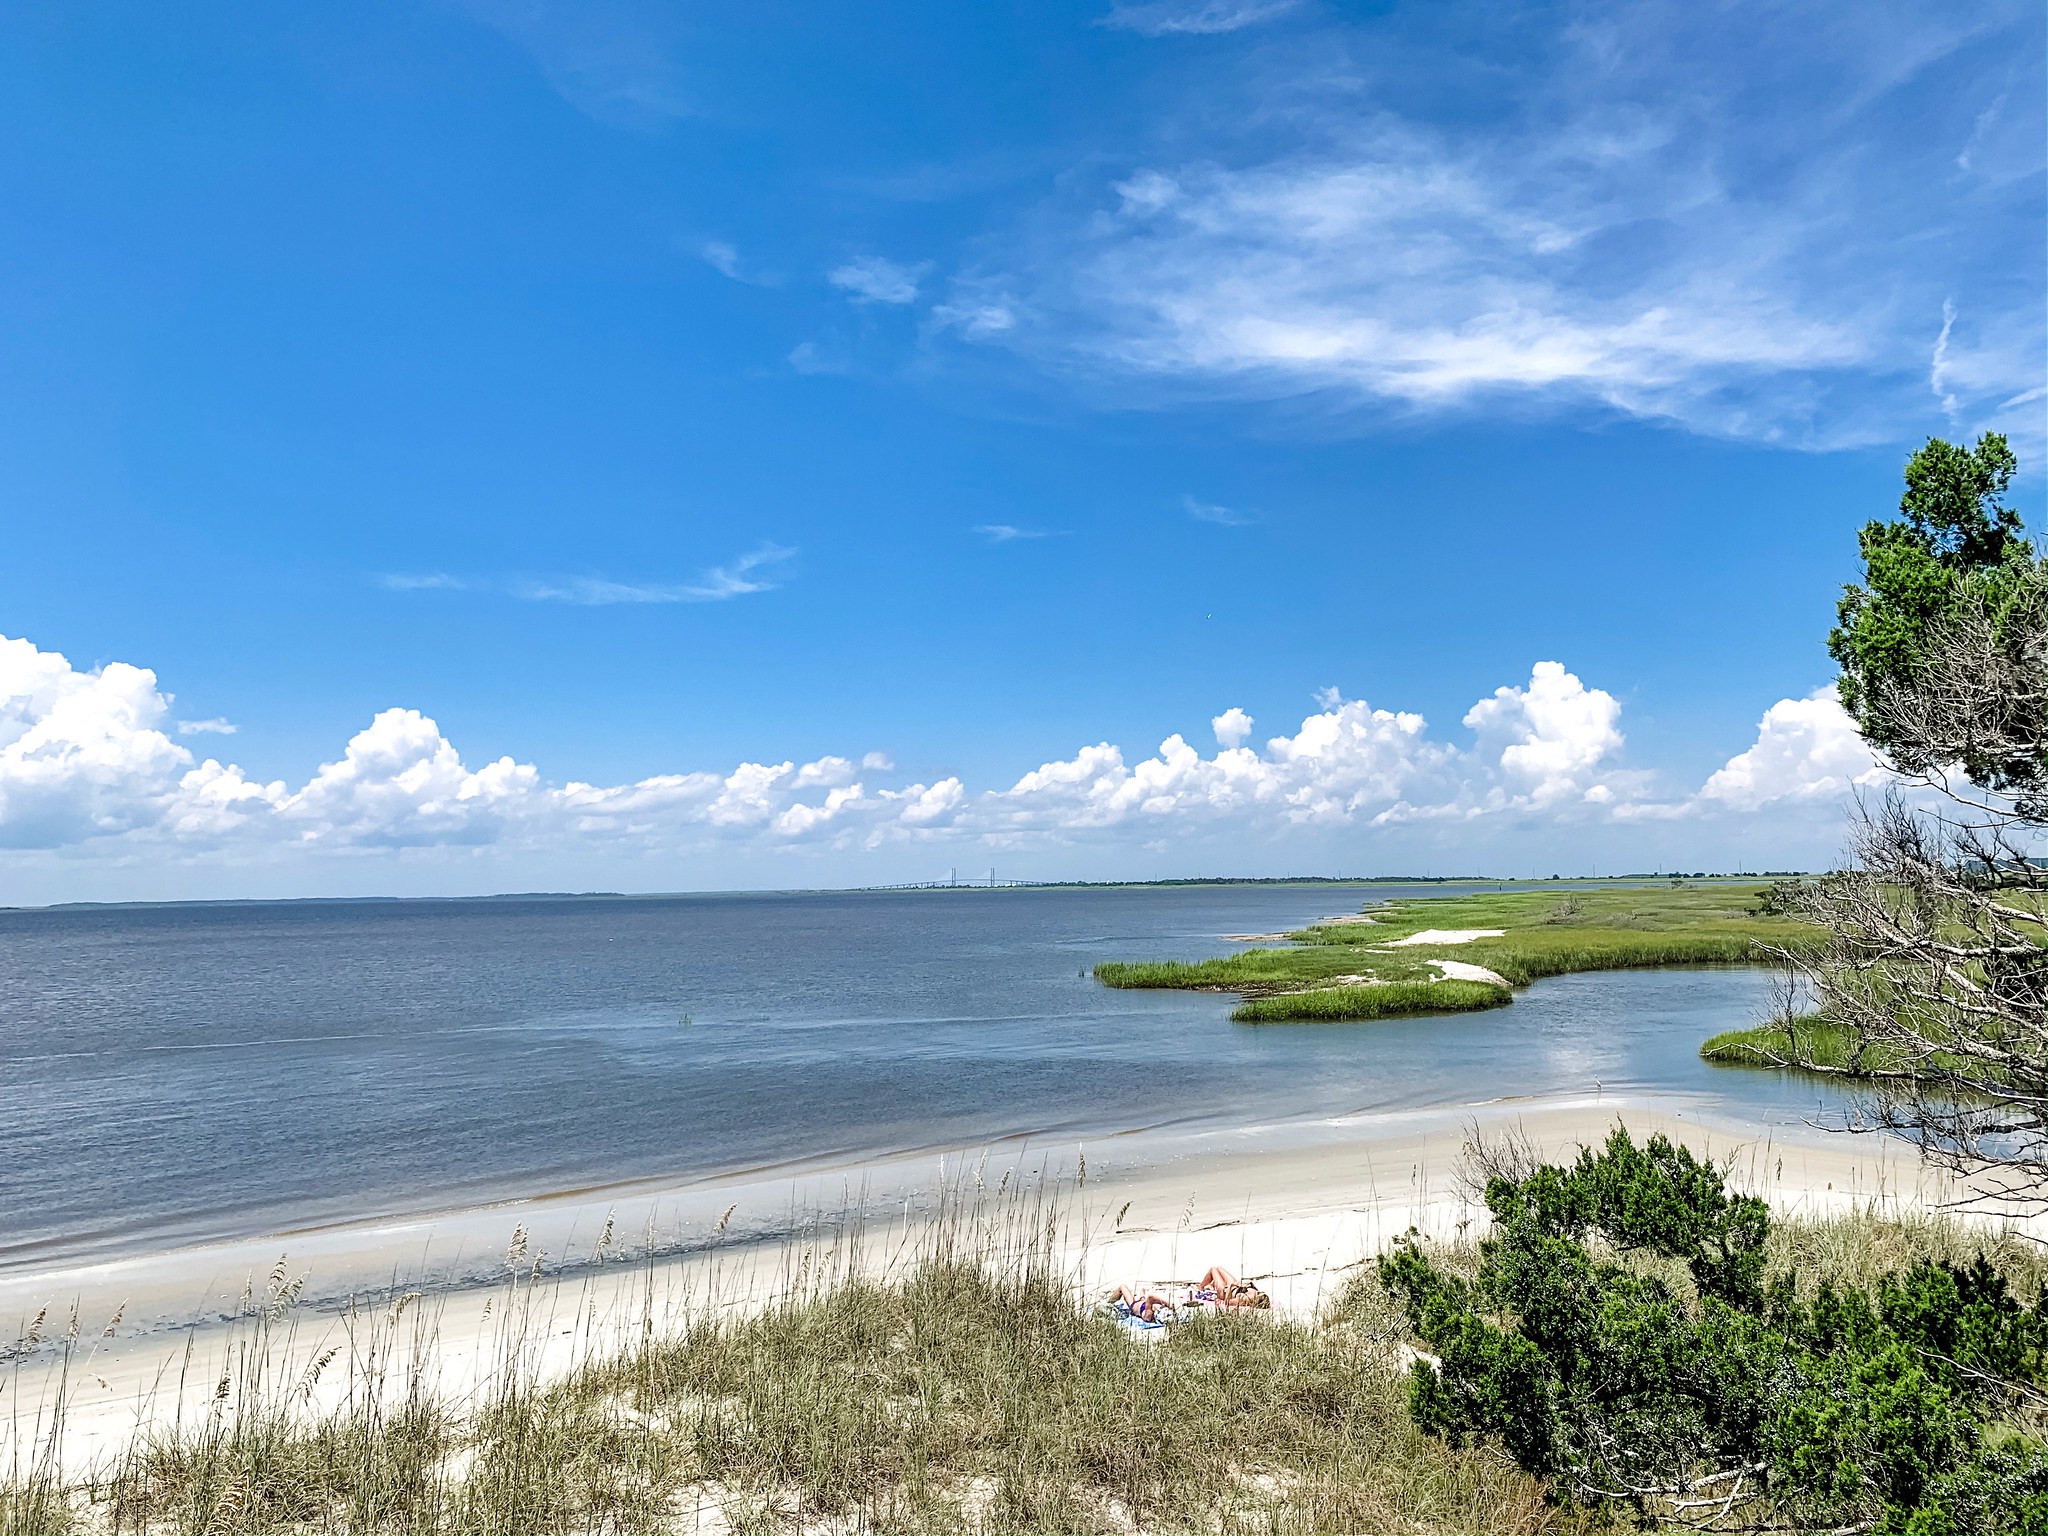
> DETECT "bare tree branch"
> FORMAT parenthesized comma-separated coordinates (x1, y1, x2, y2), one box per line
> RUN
(1766, 559, 2048, 1210)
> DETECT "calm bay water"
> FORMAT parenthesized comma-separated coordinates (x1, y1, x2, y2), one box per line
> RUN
(0, 884, 1837, 1272)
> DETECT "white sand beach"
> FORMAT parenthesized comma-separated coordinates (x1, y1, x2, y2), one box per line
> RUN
(2, 1088, 2002, 1477)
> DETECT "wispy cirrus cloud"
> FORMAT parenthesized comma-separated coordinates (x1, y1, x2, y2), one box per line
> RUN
(697, 239, 778, 286)
(456, 0, 692, 126)
(700, 239, 742, 279)
(672, 544, 796, 600)
(931, 298, 1018, 339)
(377, 573, 468, 593)
(378, 545, 795, 607)
(829, 256, 931, 305)
(951, 1, 2044, 453)
(1102, 0, 1301, 36)
(1184, 496, 1255, 527)
(975, 524, 1061, 543)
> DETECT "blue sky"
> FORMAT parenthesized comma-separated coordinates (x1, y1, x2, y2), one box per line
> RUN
(0, 0, 2040, 900)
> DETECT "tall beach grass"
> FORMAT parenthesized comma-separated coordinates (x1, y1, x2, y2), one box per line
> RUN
(7, 1165, 2039, 1535)
(2, 1179, 1581, 1536)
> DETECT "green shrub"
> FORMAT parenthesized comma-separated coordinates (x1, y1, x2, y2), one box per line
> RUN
(1378, 1128, 2048, 1533)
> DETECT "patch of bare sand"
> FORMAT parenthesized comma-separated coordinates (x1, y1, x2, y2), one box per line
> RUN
(1431, 958, 1511, 987)
(1381, 928, 1505, 947)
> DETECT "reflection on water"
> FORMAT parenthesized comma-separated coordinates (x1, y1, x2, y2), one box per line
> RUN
(0, 884, 1848, 1269)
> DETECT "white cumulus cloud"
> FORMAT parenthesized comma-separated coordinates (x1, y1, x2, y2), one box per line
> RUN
(0, 631, 1894, 880)
(1697, 686, 1885, 811)
(1464, 661, 1625, 806)
(1211, 707, 1254, 748)
(279, 709, 542, 848)
(0, 639, 199, 849)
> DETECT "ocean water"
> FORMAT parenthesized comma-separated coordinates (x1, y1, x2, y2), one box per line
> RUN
(0, 884, 1839, 1272)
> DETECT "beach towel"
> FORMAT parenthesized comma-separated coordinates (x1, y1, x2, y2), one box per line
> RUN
(1099, 1297, 1176, 1333)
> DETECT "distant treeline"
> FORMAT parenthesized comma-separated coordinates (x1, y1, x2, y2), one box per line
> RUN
(880, 871, 1808, 891)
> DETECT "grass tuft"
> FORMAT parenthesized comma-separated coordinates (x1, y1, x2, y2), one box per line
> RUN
(1231, 980, 1510, 1024)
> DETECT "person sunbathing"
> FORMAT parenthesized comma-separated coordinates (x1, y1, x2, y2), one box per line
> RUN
(1192, 1265, 1270, 1310)
(1105, 1284, 1175, 1324)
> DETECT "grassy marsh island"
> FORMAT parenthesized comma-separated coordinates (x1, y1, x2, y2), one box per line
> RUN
(1701, 1013, 1881, 1072)
(1096, 882, 1823, 1024)
(1702, 1010, 2011, 1080)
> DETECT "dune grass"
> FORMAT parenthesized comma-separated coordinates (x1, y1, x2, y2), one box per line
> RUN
(1095, 881, 1823, 1024)
(1230, 980, 1510, 1024)
(4, 1217, 1582, 1536)
(11, 1185, 2039, 1536)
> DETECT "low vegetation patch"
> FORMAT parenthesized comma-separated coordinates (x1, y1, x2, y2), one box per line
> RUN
(1704, 1013, 1913, 1074)
(1230, 979, 1509, 1024)
(1703, 1008, 2004, 1082)
(1096, 882, 1823, 1024)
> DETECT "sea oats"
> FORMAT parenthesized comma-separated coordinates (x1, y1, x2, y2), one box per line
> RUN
(295, 1346, 339, 1402)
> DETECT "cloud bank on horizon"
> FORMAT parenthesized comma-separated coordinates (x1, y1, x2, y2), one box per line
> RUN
(0, 632, 1881, 885)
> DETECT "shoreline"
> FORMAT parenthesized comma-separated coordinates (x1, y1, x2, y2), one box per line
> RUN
(4, 1087, 2003, 1478)
(0, 1081, 1877, 1329)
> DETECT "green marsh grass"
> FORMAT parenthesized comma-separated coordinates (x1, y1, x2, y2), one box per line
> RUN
(1701, 1012, 1990, 1080)
(1094, 882, 1825, 1026)
(1702, 1014, 1876, 1072)
(1230, 980, 1508, 1024)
